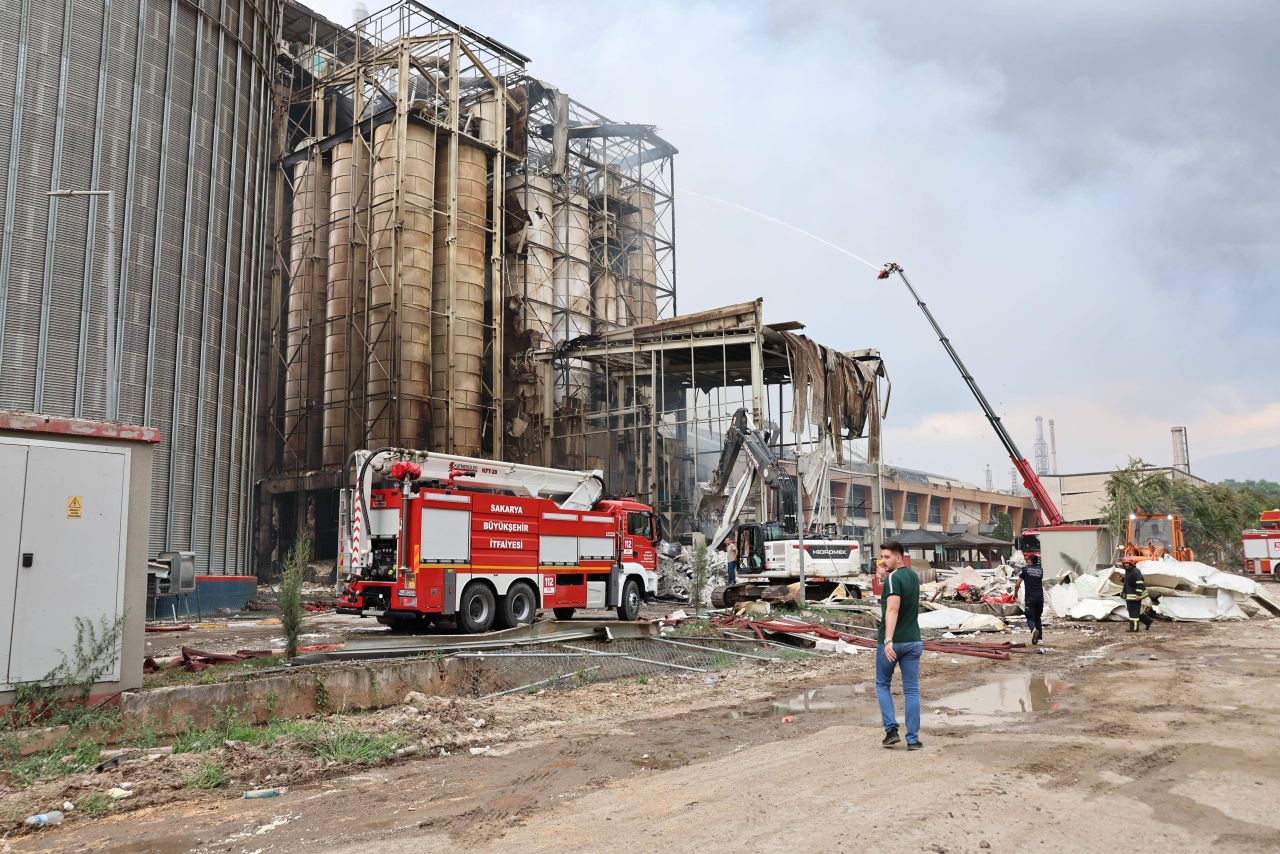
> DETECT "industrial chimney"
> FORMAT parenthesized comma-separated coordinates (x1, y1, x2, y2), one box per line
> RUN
(1172, 426, 1190, 474)
(1048, 418, 1058, 474)
(985, 465, 993, 492)
(1034, 416, 1049, 476)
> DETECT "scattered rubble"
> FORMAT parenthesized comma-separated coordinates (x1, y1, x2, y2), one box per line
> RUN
(656, 545, 730, 603)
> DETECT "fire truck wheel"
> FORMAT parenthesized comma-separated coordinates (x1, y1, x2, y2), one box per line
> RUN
(497, 582, 538, 628)
(458, 583, 497, 633)
(617, 577, 642, 622)
(553, 608, 576, 620)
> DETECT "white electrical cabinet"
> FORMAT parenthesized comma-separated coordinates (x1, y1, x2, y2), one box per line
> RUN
(0, 438, 129, 687)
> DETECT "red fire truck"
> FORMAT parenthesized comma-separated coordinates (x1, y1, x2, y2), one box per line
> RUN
(335, 449, 660, 631)
(1242, 509, 1280, 577)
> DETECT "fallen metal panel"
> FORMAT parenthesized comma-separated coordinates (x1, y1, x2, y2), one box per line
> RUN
(291, 619, 659, 664)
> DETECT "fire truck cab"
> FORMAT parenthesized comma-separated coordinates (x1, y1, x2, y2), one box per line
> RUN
(336, 449, 660, 632)
(1242, 509, 1280, 577)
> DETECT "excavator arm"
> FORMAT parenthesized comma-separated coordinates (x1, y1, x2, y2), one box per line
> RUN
(698, 408, 799, 546)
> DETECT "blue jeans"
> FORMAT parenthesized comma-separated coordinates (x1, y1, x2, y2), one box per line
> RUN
(876, 641, 923, 744)
(727, 560, 737, 583)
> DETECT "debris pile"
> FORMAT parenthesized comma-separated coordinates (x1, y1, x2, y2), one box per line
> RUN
(1047, 559, 1280, 623)
(656, 545, 729, 603)
(711, 615, 1019, 660)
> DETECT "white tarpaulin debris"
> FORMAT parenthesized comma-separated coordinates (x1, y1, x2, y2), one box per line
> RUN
(1068, 598, 1127, 621)
(1072, 575, 1106, 600)
(1047, 583, 1079, 618)
(918, 608, 1006, 633)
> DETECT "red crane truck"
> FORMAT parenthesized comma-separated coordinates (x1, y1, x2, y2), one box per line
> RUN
(335, 448, 660, 632)
(878, 263, 1066, 537)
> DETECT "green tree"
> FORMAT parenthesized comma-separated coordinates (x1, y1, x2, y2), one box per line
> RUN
(1101, 460, 1272, 566)
(279, 533, 310, 659)
(991, 512, 1014, 543)
(1221, 479, 1280, 507)
(689, 540, 709, 610)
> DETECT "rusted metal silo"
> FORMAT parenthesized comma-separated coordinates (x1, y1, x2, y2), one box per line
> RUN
(366, 121, 436, 449)
(322, 141, 367, 467)
(284, 152, 329, 468)
(432, 141, 488, 456)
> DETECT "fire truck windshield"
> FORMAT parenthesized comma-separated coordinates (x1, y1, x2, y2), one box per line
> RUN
(627, 511, 652, 540)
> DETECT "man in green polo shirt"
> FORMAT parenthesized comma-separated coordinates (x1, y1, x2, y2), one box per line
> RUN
(876, 540, 923, 749)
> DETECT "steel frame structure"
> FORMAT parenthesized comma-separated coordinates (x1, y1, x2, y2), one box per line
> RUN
(258, 1, 679, 571)
(531, 301, 885, 540)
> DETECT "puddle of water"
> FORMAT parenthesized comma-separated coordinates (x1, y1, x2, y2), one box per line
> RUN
(769, 684, 870, 716)
(930, 674, 1068, 726)
(723, 684, 874, 719)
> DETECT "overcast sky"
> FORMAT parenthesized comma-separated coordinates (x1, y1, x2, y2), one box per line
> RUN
(311, 0, 1279, 485)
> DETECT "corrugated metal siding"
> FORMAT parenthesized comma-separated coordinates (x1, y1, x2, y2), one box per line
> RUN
(0, 0, 280, 576)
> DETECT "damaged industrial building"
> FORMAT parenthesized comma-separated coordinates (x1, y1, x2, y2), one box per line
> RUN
(256, 0, 930, 575)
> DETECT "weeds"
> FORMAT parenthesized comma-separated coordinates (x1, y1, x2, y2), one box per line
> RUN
(172, 706, 313, 754)
(707, 653, 737, 671)
(2, 735, 100, 787)
(76, 791, 113, 817)
(2, 616, 124, 730)
(314, 680, 332, 714)
(181, 760, 229, 789)
(296, 727, 402, 764)
(280, 533, 310, 659)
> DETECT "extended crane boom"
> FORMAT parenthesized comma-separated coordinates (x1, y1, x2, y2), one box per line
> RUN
(878, 263, 1065, 527)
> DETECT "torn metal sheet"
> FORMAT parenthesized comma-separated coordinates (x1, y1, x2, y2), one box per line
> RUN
(1154, 588, 1248, 622)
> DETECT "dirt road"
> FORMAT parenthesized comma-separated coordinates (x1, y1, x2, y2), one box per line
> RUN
(15, 619, 1280, 852)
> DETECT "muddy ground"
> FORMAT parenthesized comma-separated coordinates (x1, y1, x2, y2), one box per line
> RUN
(9, 616, 1280, 853)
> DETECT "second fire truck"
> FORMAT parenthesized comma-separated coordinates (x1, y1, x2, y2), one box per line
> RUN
(1242, 509, 1280, 577)
(336, 448, 661, 632)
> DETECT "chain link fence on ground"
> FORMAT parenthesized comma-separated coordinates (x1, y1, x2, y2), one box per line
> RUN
(448, 636, 820, 698)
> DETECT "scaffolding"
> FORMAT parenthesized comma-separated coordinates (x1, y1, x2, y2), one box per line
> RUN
(258, 1, 678, 569)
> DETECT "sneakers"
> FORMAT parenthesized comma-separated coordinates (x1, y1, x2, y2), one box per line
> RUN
(882, 728, 901, 747)
(1031, 628, 1042, 645)
(907, 740, 924, 751)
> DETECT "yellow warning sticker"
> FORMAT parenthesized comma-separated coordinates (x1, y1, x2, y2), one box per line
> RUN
(67, 496, 83, 518)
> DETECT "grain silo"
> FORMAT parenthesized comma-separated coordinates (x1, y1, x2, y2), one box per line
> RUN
(508, 174, 556, 347)
(431, 141, 489, 456)
(260, 2, 679, 570)
(284, 148, 329, 468)
(366, 121, 436, 449)
(322, 140, 367, 468)
(554, 191, 592, 402)
(0, 0, 280, 576)
(622, 188, 658, 325)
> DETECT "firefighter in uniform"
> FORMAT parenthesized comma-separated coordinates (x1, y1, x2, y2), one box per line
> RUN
(1122, 562, 1154, 632)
